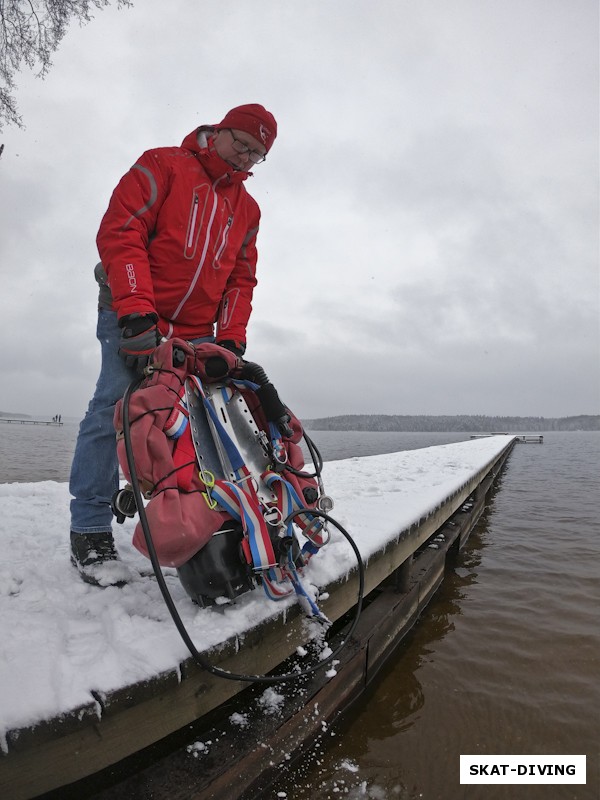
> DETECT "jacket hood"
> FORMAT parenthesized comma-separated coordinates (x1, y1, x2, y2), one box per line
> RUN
(181, 127, 251, 185)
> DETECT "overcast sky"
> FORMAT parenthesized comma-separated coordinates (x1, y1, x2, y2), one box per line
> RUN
(1, 0, 598, 420)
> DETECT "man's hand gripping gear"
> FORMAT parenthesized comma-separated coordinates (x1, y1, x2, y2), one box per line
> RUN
(118, 313, 160, 372)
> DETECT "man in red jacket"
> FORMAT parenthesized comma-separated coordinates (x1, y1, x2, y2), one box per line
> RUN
(69, 104, 277, 586)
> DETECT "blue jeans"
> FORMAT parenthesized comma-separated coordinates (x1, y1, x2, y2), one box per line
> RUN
(69, 308, 213, 534)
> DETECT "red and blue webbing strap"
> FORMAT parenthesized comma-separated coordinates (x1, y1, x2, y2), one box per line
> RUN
(261, 573, 295, 600)
(267, 421, 287, 464)
(211, 478, 277, 571)
(164, 384, 189, 439)
(262, 470, 325, 557)
(195, 378, 288, 589)
(193, 378, 325, 613)
(211, 478, 294, 600)
(262, 470, 331, 625)
(211, 476, 328, 617)
(262, 472, 329, 621)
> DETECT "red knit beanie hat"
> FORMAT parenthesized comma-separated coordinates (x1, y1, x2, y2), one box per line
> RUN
(216, 104, 277, 152)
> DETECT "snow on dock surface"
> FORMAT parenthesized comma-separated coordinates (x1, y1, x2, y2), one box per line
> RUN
(0, 436, 512, 745)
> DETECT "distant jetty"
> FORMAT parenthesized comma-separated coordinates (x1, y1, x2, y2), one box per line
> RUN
(0, 418, 63, 426)
(470, 433, 543, 444)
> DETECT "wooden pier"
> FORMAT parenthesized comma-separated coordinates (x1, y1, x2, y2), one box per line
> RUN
(470, 433, 543, 443)
(0, 419, 63, 426)
(0, 437, 516, 800)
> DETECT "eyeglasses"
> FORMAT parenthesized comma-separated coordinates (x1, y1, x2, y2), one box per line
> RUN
(227, 129, 267, 164)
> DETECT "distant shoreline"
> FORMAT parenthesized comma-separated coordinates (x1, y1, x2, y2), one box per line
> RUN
(303, 414, 600, 432)
(2, 411, 598, 433)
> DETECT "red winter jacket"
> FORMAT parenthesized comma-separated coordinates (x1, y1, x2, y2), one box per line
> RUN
(96, 127, 261, 348)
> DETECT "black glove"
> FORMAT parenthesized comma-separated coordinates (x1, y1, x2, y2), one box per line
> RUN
(118, 313, 160, 373)
(216, 339, 246, 358)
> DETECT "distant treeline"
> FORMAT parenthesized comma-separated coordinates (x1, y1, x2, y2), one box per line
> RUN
(0, 411, 31, 419)
(303, 414, 600, 432)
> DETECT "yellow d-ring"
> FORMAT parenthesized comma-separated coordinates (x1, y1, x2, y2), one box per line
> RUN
(198, 468, 215, 488)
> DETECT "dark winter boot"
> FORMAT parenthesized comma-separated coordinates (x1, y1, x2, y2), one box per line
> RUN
(70, 531, 131, 587)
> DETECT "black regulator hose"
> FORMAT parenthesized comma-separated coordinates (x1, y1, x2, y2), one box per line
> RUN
(240, 361, 324, 480)
(239, 361, 293, 437)
(284, 430, 324, 481)
(122, 375, 365, 685)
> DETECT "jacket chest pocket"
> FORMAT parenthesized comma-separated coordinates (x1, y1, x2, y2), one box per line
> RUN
(184, 185, 213, 260)
(184, 186, 234, 265)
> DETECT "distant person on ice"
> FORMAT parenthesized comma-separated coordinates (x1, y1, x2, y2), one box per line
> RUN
(69, 104, 277, 586)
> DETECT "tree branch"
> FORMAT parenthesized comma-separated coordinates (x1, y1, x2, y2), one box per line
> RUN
(0, 0, 133, 130)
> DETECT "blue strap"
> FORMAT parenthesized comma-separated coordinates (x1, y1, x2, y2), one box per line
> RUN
(190, 376, 245, 472)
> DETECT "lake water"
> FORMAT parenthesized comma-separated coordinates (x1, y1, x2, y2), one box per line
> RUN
(0, 422, 476, 484)
(0, 424, 598, 799)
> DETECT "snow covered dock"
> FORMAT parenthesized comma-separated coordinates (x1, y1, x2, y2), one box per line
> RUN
(0, 435, 515, 799)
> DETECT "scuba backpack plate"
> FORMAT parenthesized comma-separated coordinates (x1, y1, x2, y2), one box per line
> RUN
(180, 375, 310, 608)
(178, 376, 281, 608)
(185, 377, 278, 507)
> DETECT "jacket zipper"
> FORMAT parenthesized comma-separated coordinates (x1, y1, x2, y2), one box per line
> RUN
(213, 215, 233, 267)
(186, 194, 200, 251)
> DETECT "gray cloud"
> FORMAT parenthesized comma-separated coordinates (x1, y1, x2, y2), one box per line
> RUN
(1, 0, 598, 420)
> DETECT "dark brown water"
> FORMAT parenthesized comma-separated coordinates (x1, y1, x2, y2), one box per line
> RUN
(273, 431, 600, 800)
(1, 427, 598, 799)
